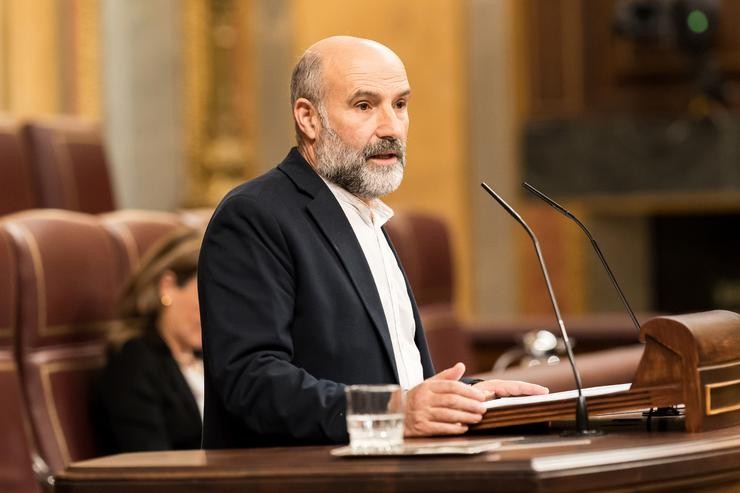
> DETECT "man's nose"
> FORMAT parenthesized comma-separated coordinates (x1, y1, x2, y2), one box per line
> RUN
(375, 104, 405, 139)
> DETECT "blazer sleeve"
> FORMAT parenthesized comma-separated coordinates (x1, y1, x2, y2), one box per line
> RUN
(198, 193, 347, 443)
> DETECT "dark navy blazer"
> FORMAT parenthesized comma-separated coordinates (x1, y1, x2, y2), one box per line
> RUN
(198, 148, 434, 448)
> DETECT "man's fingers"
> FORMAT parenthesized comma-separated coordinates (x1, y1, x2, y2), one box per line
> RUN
(429, 362, 466, 382)
(406, 421, 468, 437)
(427, 379, 488, 401)
(499, 381, 548, 396)
(432, 392, 487, 415)
(427, 407, 484, 425)
(475, 379, 549, 397)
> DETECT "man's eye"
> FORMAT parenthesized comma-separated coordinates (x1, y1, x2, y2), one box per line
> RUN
(395, 100, 407, 109)
(357, 102, 370, 111)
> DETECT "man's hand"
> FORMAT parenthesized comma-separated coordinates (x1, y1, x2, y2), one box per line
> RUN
(472, 379, 549, 398)
(403, 363, 550, 437)
(404, 362, 489, 437)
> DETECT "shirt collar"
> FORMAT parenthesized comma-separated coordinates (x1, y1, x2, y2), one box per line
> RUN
(321, 177, 394, 228)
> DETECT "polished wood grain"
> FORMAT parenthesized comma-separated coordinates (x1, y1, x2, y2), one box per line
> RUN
(56, 422, 740, 493)
(633, 310, 740, 432)
(473, 310, 740, 432)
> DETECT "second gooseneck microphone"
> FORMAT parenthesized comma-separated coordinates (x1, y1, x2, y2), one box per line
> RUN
(481, 182, 598, 435)
(522, 182, 641, 336)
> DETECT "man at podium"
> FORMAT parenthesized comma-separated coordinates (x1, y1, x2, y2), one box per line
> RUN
(198, 35, 547, 448)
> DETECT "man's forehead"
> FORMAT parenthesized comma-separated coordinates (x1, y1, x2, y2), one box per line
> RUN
(307, 37, 405, 85)
(323, 53, 409, 95)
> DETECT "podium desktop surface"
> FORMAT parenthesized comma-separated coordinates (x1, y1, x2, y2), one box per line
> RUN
(57, 419, 740, 493)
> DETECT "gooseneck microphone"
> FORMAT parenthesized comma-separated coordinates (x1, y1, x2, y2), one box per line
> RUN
(522, 182, 641, 336)
(481, 182, 597, 435)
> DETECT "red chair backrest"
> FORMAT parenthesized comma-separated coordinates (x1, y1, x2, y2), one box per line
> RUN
(100, 209, 184, 275)
(22, 117, 115, 213)
(4, 210, 127, 473)
(385, 211, 474, 370)
(385, 211, 454, 307)
(0, 116, 37, 215)
(0, 226, 43, 493)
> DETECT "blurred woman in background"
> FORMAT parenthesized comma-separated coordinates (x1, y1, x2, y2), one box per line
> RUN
(95, 228, 204, 453)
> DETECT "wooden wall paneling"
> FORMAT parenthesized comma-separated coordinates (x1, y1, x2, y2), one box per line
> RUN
(525, 0, 586, 118)
(517, 201, 587, 316)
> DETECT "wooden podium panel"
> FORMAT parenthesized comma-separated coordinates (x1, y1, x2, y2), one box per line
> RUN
(56, 423, 740, 493)
(474, 310, 740, 432)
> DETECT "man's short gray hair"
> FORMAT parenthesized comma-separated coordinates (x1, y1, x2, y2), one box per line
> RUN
(290, 51, 325, 144)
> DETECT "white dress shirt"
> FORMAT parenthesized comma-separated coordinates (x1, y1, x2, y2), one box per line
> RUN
(323, 179, 424, 390)
(179, 358, 205, 420)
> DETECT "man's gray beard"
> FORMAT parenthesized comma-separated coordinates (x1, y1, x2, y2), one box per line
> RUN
(313, 113, 405, 200)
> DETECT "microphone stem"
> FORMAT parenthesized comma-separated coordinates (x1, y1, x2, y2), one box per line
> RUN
(482, 182, 597, 435)
(480, 183, 585, 395)
(589, 238, 642, 335)
(531, 237, 584, 394)
(522, 181, 641, 336)
(529, 228, 591, 433)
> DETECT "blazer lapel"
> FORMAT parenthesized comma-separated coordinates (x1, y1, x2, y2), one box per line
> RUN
(279, 149, 400, 382)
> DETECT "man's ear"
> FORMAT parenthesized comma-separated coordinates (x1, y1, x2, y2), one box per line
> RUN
(293, 98, 320, 141)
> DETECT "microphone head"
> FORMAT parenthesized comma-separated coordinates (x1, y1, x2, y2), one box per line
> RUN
(522, 182, 571, 217)
(481, 182, 524, 224)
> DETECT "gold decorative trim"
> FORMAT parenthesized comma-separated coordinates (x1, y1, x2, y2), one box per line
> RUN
(5, 221, 47, 337)
(4, 209, 100, 223)
(700, 359, 740, 372)
(705, 378, 740, 416)
(182, 0, 211, 207)
(41, 320, 120, 338)
(39, 355, 106, 468)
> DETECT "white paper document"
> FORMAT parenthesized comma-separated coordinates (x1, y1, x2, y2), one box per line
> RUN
(484, 383, 632, 410)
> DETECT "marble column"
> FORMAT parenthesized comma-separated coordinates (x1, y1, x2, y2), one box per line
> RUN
(468, 0, 522, 317)
(102, 0, 185, 210)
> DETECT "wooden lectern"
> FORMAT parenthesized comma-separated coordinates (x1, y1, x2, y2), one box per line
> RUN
(55, 310, 740, 493)
(474, 310, 740, 432)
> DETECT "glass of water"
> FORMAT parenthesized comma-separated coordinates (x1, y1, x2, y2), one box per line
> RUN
(345, 384, 405, 454)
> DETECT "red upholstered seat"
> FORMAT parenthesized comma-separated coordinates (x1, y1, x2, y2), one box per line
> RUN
(0, 226, 44, 493)
(3, 210, 127, 474)
(384, 211, 453, 307)
(0, 116, 37, 215)
(384, 210, 476, 371)
(100, 209, 184, 275)
(22, 117, 115, 213)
